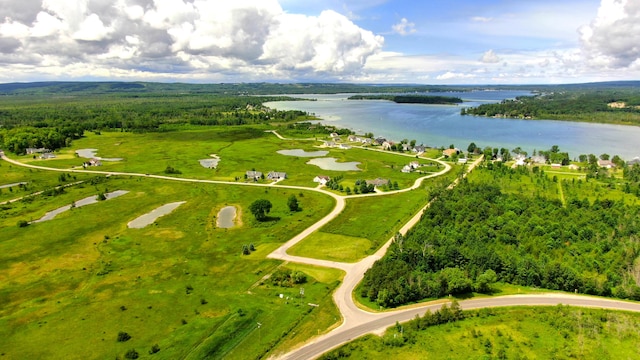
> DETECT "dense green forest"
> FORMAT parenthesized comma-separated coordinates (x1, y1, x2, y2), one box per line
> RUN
(462, 89, 640, 125)
(0, 81, 471, 96)
(361, 164, 640, 308)
(347, 94, 463, 104)
(0, 94, 311, 154)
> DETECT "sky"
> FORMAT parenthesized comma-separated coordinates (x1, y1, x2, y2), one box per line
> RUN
(0, 0, 638, 84)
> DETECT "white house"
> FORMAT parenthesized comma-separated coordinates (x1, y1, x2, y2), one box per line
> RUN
(313, 175, 330, 185)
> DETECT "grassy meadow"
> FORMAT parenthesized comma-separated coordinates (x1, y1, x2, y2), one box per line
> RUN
(1, 125, 455, 359)
(321, 306, 640, 360)
(18, 126, 429, 191)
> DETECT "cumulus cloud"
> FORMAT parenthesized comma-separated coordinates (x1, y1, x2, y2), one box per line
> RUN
(480, 49, 501, 63)
(392, 18, 416, 35)
(580, 0, 640, 68)
(0, 0, 383, 81)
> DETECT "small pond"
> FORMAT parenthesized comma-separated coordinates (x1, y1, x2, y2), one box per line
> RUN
(33, 190, 129, 223)
(128, 201, 186, 229)
(75, 148, 123, 161)
(277, 149, 329, 157)
(217, 206, 237, 228)
(306, 158, 361, 171)
(199, 154, 220, 168)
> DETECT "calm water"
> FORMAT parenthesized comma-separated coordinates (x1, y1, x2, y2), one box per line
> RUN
(266, 91, 640, 160)
(277, 149, 330, 157)
(127, 201, 185, 229)
(306, 157, 361, 171)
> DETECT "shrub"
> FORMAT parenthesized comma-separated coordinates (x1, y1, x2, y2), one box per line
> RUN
(117, 331, 131, 342)
(124, 349, 139, 359)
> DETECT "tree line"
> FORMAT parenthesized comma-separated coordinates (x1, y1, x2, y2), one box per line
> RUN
(361, 168, 640, 308)
(0, 94, 310, 154)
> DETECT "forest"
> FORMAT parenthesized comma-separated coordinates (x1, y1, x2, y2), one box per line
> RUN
(0, 94, 310, 154)
(360, 164, 640, 308)
(461, 89, 640, 125)
(347, 94, 463, 104)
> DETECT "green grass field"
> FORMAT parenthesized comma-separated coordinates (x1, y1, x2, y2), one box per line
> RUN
(321, 306, 640, 359)
(1, 125, 455, 359)
(1, 155, 342, 359)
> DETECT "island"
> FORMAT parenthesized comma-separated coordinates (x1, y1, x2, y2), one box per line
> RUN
(348, 94, 463, 105)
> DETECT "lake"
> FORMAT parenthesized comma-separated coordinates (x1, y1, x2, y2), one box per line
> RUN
(265, 91, 640, 160)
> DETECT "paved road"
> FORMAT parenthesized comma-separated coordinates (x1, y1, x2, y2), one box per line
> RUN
(281, 293, 640, 360)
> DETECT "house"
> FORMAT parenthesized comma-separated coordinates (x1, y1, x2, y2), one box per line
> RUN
(412, 145, 426, 154)
(361, 138, 373, 145)
(267, 171, 287, 180)
(374, 137, 386, 145)
(246, 170, 262, 180)
(409, 161, 420, 169)
(313, 175, 330, 185)
(83, 158, 102, 167)
(40, 153, 56, 159)
(401, 165, 412, 173)
(347, 135, 360, 142)
(628, 157, 640, 166)
(443, 148, 459, 157)
(26, 147, 50, 154)
(551, 163, 562, 169)
(382, 141, 393, 150)
(323, 141, 336, 148)
(568, 164, 579, 170)
(458, 158, 468, 164)
(329, 132, 339, 138)
(530, 155, 546, 164)
(597, 159, 615, 169)
(338, 144, 351, 150)
(402, 143, 412, 152)
(366, 178, 390, 187)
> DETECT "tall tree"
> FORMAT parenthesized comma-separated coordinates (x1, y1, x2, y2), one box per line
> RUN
(249, 199, 272, 221)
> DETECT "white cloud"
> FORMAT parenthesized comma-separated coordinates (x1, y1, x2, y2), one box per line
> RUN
(436, 71, 476, 81)
(73, 13, 112, 41)
(580, 0, 640, 68)
(392, 18, 416, 36)
(0, 0, 383, 81)
(480, 49, 501, 63)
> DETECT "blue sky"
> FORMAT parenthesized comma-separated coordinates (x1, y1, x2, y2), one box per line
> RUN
(0, 0, 637, 84)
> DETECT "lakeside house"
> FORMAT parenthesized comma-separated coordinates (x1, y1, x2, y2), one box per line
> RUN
(458, 158, 468, 164)
(628, 157, 640, 166)
(338, 144, 351, 150)
(443, 148, 459, 157)
(410, 161, 420, 169)
(401, 165, 412, 173)
(313, 175, 330, 185)
(530, 155, 546, 164)
(267, 171, 287, 180)
(597, 159, 615, 169)
(323, 141, 336, 148)
(83, 158, 102, 167)
(246, 170, 262, 180)
(382, 141, 393, 150)
(551, 163, 562, 169)
(40, 153, 56, 159)
(412, 145, 426, 154)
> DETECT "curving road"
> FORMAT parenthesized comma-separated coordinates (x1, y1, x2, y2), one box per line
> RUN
(8, 141, 638, 360)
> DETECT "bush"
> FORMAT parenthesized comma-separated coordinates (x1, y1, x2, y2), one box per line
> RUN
(117, 331, 131, 342)
(149, 344, 160, 354)
(17, 220, 29, 228)
(124, 349, 139, 359)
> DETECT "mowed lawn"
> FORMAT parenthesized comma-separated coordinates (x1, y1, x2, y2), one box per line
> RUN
(0, 172, 339, 359)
